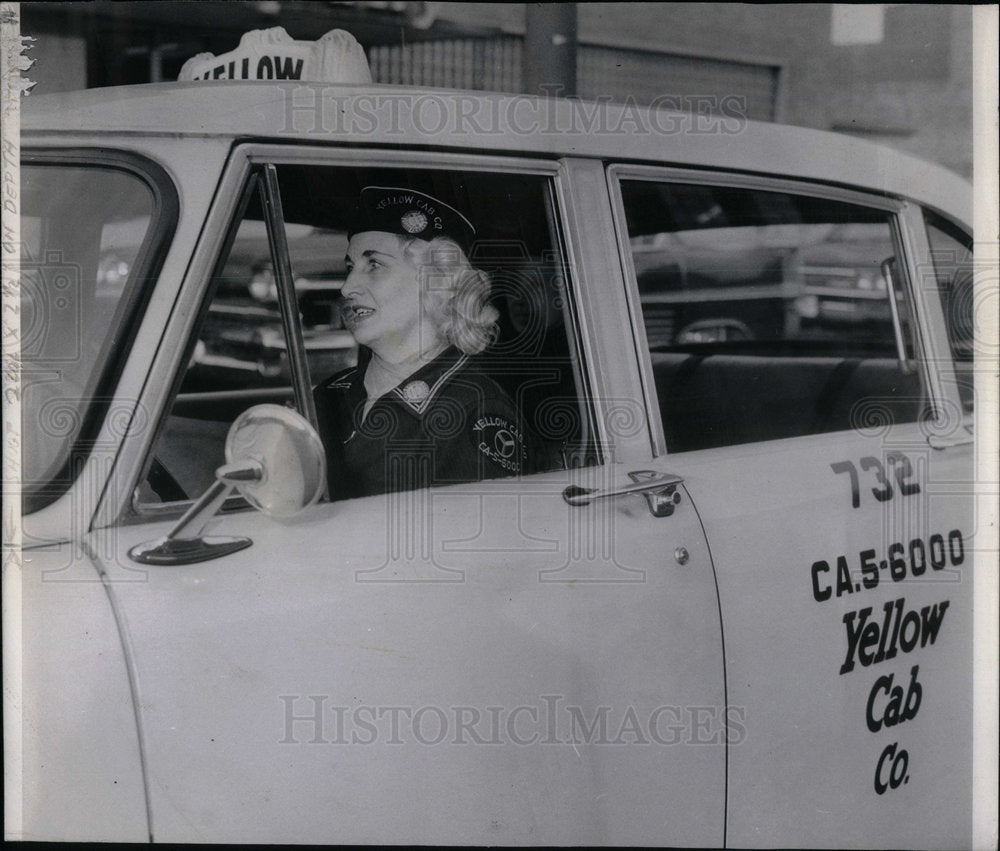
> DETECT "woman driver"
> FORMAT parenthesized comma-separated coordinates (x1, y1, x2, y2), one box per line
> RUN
(314, 186, 531, 500)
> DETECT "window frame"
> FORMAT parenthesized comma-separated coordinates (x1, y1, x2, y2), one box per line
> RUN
(921, 207, 975, 367)
(128, 144, 602, 520)
(21, 149, 179, 514)
(606, 163, 938, 456)
(913, 204, 975, 423)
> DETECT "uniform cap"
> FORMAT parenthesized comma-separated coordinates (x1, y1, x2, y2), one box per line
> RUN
(348, 186, 476, 254)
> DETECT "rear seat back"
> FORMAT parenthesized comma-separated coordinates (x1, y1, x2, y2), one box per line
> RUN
(650, 352, 925, 453)
(824, 358, 926, 435)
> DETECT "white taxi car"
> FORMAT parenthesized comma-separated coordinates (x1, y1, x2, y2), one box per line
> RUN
(13, 28, 976, 846)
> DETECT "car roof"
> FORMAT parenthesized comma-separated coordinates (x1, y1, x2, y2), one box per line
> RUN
(22, 81, 971, 226)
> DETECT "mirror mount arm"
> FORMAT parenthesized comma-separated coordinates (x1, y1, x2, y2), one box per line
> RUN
(128, 404, 323, 566)
(128, 460, 263, 566)
(168, 459, 264, 541)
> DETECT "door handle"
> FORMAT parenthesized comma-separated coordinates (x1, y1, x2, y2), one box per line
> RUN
(928, 428, 974, 449)
(563, 470, 684, 517)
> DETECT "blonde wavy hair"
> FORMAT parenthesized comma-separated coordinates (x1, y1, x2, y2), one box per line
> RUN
(403, 236, 499, 355)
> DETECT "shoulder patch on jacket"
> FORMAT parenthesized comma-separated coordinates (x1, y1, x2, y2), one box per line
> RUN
(472, 414, 525, 474)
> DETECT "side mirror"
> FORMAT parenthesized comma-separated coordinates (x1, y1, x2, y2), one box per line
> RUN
(129, 404, 326, 565)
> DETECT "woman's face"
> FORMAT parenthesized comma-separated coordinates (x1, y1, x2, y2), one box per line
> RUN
(341, 231, 443, 361)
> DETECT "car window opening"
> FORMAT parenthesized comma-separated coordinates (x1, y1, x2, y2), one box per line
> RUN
(619, 178, 929, 453)
(137, 164, 597, 508)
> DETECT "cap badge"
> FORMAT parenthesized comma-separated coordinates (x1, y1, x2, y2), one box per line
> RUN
(400, 210, 428, 234)
(402, 380, 430, 403)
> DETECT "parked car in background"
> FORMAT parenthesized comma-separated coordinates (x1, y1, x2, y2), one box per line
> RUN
(183, 222, 357, 393)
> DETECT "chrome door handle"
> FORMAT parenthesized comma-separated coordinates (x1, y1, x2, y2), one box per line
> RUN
(928, 430, 974, 449)
(563, 471, 683, 517)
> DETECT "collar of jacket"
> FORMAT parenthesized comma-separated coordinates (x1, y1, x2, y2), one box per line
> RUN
(326, 345, 470, 417)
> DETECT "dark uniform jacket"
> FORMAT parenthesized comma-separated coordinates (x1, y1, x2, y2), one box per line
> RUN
(314, 346, 531, 500)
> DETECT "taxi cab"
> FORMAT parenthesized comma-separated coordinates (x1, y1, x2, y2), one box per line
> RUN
(14, 27, 976, 846)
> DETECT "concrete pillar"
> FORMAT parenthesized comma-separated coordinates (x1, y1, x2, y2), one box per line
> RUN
(522, 3, 577, 97)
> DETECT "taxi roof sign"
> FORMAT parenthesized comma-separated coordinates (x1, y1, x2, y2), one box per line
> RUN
(178, 27, 372, 83)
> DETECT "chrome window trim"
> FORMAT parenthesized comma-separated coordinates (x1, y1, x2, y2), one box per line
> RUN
(605, 168, 663, 457)
(125, 158, 259, 522)
(245, 145, 563, 175)
(555, 157, 659, 467)
(124, 143, 605, 523)
(104, 149, 255, 528)
(900, 202, 968, 432)
(607, 163, 910, 211)
(605, 163, 934, 456)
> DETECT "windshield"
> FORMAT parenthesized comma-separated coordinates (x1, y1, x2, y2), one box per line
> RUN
(21, 162, 159, 512)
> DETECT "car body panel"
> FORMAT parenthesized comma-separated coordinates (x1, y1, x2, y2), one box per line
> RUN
(86, 474, 725, 845)
(19, 548, 149, 842)
(672, 428, 972, 848)
(21, 83, 970, 229)
(600, 157, 975, 846)
(15, 78, 976, 846)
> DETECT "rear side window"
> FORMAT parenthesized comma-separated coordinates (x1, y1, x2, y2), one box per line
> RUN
(616, 177, 926, 452)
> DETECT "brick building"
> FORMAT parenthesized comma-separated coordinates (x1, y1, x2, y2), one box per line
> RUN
(20, 2, 973, 177)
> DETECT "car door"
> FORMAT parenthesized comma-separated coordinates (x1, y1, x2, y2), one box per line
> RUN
(80, 149, 727, 844)
(609, 166, 974, 848)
